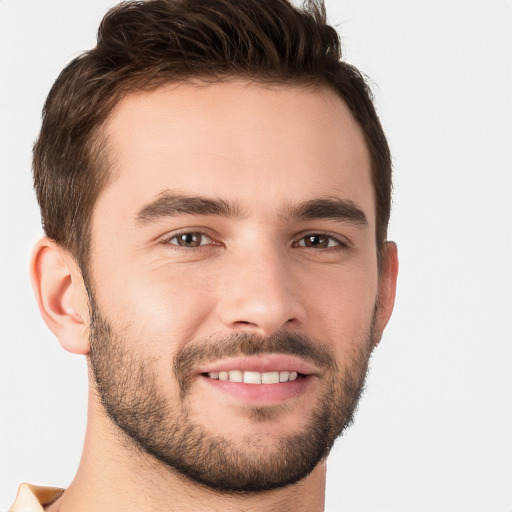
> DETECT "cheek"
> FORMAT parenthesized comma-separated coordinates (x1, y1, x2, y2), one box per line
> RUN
(97, 262, 218, 349)
(303, 263, 379, 346)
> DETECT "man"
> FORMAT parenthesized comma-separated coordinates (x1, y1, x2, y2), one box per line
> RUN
(10, 0, 398, 510)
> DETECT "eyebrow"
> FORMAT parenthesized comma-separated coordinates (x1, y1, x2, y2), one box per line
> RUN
(286, 198, 368, 226)
(136, 191, 367, 226)
(136, 192, 243, 224)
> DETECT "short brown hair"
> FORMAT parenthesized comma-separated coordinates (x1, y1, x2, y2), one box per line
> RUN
(33, 0, 391, 268)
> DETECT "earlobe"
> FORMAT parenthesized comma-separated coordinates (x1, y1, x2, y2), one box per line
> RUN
(30, 237, 90, 355)
(374, 241, 399, 344)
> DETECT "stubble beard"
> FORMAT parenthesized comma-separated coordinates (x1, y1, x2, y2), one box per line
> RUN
(88, 294, 377, 493)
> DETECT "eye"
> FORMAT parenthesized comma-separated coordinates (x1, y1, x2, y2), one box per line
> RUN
(167, 232, 213, 248)
(296, 234, 344, 249)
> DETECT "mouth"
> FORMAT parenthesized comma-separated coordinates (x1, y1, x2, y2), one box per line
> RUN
(196, 355, 317, 405)
(203, 370, 301, 384)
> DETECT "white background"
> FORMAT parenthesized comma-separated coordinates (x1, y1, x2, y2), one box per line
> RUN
(1, 1, 511, 510)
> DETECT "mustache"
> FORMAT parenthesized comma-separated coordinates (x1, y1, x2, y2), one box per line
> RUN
(173, 332, 338, 399)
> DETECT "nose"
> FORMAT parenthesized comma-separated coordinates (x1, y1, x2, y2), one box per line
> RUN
(217, 244, 306, 337)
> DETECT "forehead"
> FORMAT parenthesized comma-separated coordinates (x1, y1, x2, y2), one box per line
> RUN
(98, 80, 374, 224)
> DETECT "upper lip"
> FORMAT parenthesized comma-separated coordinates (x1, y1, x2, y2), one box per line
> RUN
(196, 354, 320, 376)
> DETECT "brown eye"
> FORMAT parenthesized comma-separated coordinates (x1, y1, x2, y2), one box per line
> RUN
(170, 232, 210, 247)
(297, 234, 341, 249)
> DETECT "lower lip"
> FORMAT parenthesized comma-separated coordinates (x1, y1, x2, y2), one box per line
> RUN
(198, 375, 311, 405)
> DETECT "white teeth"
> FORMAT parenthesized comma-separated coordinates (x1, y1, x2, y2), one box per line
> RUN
(244, 371, 261, 384)
(207, 370, 301, 384)
(279, 371, 290, 382)
(261, 371, 280, 384)
(228, 370, 243, 382)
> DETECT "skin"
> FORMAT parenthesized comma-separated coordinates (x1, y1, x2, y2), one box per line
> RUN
(31, 80, 398, 511)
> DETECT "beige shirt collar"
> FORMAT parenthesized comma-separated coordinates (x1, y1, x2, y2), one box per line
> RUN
(10, 483, 64, 512)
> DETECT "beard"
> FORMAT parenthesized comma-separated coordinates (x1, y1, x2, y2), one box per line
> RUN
(88, 293, 376, 493)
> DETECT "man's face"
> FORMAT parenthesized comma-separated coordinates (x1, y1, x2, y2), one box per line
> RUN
(86, 81, 391, 491)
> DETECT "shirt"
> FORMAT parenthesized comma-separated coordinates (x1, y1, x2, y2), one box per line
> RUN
(9, 483, 64, 512)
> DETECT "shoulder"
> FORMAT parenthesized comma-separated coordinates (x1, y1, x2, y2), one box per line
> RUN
(9, 483, 64, 512)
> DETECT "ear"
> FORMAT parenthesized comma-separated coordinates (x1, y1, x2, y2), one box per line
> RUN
(374, 241, 399, 344)
(30, 237, 90, 355)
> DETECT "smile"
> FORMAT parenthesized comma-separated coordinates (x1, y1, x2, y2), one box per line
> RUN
(205, 370, 300, 384)
(196, 354, 318, 404)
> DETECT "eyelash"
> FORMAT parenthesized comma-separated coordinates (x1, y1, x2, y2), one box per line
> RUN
(160, 230, 216, 249)
(160, 230, 350, 251)
(293, 232, 349, 250)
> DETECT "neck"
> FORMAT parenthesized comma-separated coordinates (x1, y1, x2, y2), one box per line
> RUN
(49, 390, 326, 512)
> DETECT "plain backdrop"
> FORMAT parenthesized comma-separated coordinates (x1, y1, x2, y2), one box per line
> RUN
(1, 1, 511, 511)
